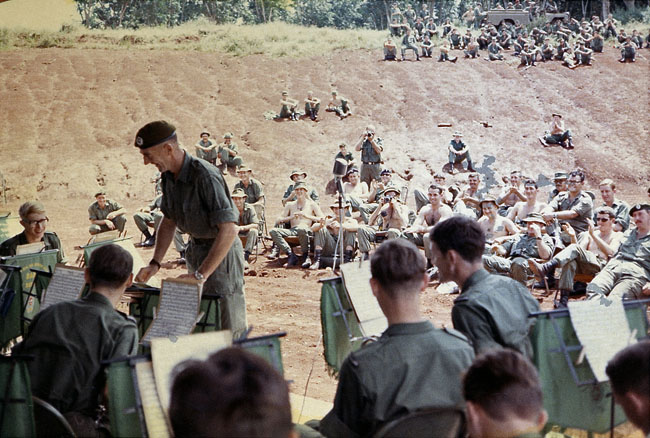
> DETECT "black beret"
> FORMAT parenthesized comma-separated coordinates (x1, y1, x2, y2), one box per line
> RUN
(630, 203, 650, 215)
(134, 120, 177, 149)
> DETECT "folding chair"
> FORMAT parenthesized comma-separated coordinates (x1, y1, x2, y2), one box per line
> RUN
(236, 332, 287, 375)
(0, 355, 36, 437)
(32, 396, 75, 438)
(103, 355, 149, 438)
(373, 407, 466, 438)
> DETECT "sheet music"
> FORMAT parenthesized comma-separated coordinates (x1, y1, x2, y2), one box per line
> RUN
(340, 260, 388, 337)
(151, 330, 232, 414)
(134, 361, 171, 438)
(568, 298, 632, 382)
(142, 279, 201, 344)
(16, 241, 45, 255)
(40, 264, 86, 311)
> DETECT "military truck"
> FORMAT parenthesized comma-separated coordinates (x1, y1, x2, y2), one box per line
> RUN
(485, 9, 570, 28)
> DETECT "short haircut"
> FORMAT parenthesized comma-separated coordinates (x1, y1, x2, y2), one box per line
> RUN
(606, 341, 650, 397)
(370, 239, 426, 297)
(430, 216, 485, 263)
(599, 178, 615, 190)
(170, 347, 292, 438)
(463, 350, 544, 422)
(569, 169, 585, 182)
(596, 206, 616, 218)
(428, 184, 444, 194)
(18, 201, 46, 221)
(524, 179, 538, 189)
(88, 244, 133, 289)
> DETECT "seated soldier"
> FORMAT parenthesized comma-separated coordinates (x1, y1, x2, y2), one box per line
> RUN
(88, 191, 127, 235)
(234, 165, 265, 208)
(541, 168, 594, 238)
(326, 90, 352, 119)
(170, 347, 294, 438)
(574, 40, 593, 65)
(540, 37, 555, 60)
(463, 350, 548, 438)
(438, 40, 458, 62)
(519, 43, 536, 66)
(13, 244, 138, 436)
(304, 91, 320, 121)
(0, 201, 65, 263)
(335, 142, 356, 176)
(540, 113, 574, 148)
(496, 171, 526, 216)
(477, 29, 490, 50)
(430, 216, 540, 356)
(281, 169, 319, 206)
(449, 28, 463, 49)
(554, 38, 569, 60)
(512, 34, 527, 56)
(413, 17, 426, 40)
(547, 171, 568, 203)
(596, 178, 630, 231)
(483, 213, 553, 285)
(562, 46, 578, 69)
(463, 29, 473, 48)
(310, 202, 358, 269)
(270, 182, 323, 268)
(278, 90, 299, 121)
(460, 172, 485, 217)
(133, 193, 163, 247)
(217, 132, 244, 175)
(356, 187, 410, 260)
(317, 239, 474, 437)
(530, 207, 623, 308)
(498, 29, 512, 49)
(413, 172, 453, 213)
(402, 184, 452, 268)
(605, 341, 650, 438)
(401, 28, 420, 61)
(232, 188, 259, 267)
(383, 36, 397, 60)
(194, 131, 217, 165)
(619, 36, 637, 62)
(367, 168, 397, 205)
(487, 37, 505, 60)
(448, 131, 474, 173)
(464, 37, 480, 58)
(343, 167, 372, 223)
(631, 29, 644, 49)
(425, 17, 438, 38)
(478, 197, 519, 243)
(585, 203, 650, 300)
(507, 179, 547, 226)
(420, 33, 434, 57)
(591, 30, 604, 52)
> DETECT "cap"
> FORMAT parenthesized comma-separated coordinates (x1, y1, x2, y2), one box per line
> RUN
(134, 120, 177, 149)
(330, 201, 350, 209)
(552, 113, 563, 118)
(479, 196, 498, 207)
(433, 172, 446, 179)
(553, 172, 568, 181)
(384, 187, 401, 196)
(290, 169, 307, 179)
(453, 131, 463, 137)
(346, 167, 359, 176)
(94, 191, 106, 197)
(237, 165, 252, 173)
(223, 132, 233, 139)
(380, 169, 392, 176)
(200, 131, 210, 137)
(293, 181, 308, 191)
(522, 213, 546, 224)
(282, 90, 288, 95)
(630, 203, 650, 215)
(231, 188, 247, 198)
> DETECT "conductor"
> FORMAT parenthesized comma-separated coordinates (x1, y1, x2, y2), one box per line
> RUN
(133, 120, 247, 339)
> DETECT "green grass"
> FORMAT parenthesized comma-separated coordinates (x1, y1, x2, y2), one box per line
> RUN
(0, 19, 387, 57)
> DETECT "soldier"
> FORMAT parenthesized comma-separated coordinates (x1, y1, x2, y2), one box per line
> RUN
(488, 37, 505, 60)
(478, 197, 519, 243)
(530, 207, 623, 308)
(326, 90, 352, 119)
(420, 33, 434, 58)
(464, 37, 480, 58)
(595, 178, 630, 231)
(310, 202, 358, 269)
(477, 29, 490, 50)
(133, 120, 247, 339)
(217, 132, 244, 175)
(318, 239, 475, 437)
(447, 131, 475, 174)
(541, 37, 555, 60)
(354, 125, 384, 186)
(194, 131, 217, 165)
(449, 28, 463, 49)
(231, 188, 258, 267)
(401, 28, 420, 61)
(542, 168, 593, 237)
(133, 194, 163, 247)
(278, 90, 298, 121)
(234, 165, 265, 207)
(591, 30, 604, 52)
(0, 201, 65, 263)
(460, 172, 485, 217)
(88, 191, 126, 235)
(383, 36, 397, 60)
(507, 179, 547, 226)
(438, 40, 458, 62)
(270, 182, 323, 268)
(281, 169, 319, 206)
(574, 41, 593, 65)
(619, 36, 637, 62)
(585, 203, 650, 300)
(335, 142, 356, 176)
(548, 171, 568, 203)
(497, 171, 526, 216)
(304, 91, 320, 121)
(343, 167, 371, 223)
(430, 216, 540, 356)
(539, 113, 574, 148)
(367, 168, 396, 204)
(425, 17, 438, 38)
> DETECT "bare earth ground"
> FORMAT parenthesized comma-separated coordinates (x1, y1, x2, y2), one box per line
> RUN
(1, 45, 649, 427)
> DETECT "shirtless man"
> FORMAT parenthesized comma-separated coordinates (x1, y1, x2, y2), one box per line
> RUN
(269, 182, 324, 267)
(497, 171, 526, 216)
(356, 188, 410, 260)
(508, 180, 546, 226)
(279, 91, 299, 121)
(367, 169, 396, 204)
(403, 185, 453, 266)
(326, 90, 352, 119)
(530, 207, 623, 308)
(478, 197, 519, 243)
(343, 167, 371, 223)
(310, 202, 358, 269)
(541, 113, 574, 149)
(461, 172, 484, 215)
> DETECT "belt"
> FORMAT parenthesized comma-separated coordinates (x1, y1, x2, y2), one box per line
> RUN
(362, 161, 380, 165)
(190, 236, 216, 245)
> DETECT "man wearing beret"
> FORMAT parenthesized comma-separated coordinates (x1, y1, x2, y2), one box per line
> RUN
(133, 120, 246, 339)
(217, 132, 244, 175)
(88, 191, 127, 235)
(585, 203, 650, 300)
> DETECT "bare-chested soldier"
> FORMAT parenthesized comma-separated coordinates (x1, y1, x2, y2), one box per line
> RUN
(497, 171, 526, 216)
(343, 168, 371, 223)
(478, 197, 519, 243)
(530, 207, 623, 307)
(508, 179, 547, 226)
(461, 172, 484, 215)
(269, 182, 324, 267)
(403, 185, 453, 267)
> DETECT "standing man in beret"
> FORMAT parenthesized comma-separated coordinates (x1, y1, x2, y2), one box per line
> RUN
(133, 120, 246, 339)
(88, 191, 127, 235)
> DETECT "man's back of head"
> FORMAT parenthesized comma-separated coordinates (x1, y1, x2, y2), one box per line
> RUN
(463, 349, 547, 438)
(370, 238, 427, 298)
(430, 216, 485, 265)
(606, 341, 650, 435)
(87, 243, 133, 295)
(170, 347, 293, 438)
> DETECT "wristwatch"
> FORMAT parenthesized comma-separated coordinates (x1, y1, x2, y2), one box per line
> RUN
(194, 271, 205, 281)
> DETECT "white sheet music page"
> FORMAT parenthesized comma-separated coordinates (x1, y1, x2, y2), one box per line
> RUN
(340, 260, 388, 337)
(40, 264, 86, 311)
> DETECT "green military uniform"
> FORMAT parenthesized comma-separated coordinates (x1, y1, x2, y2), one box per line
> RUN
(0, 231, 65, 263)
(586, 228, 650, 300)
(313, 228, 356, 258)
(13, 292, 138, 416)
(88, 198, 126, 234)
(270, 225, 311, 256)
(452, 269, 540, 357)
(195, 138, 217, 164)
(218, 142, 244, 169)
(547, 191, 593, 233)
(237, 203, 259, 255)
(553, 243, 607, 290)
(283, 183, 319, 204)
(133, 195, 164, 235)
(234, 178, 264, 205)
(359, 138, 383, 186)
(319, 321, 474, 438)
(483, 234, 555, 284)
(594, 199, 630, 231)
(160, 152, 246, 338)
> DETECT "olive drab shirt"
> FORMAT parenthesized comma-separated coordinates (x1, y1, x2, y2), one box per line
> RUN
(282, 183, 320, 204)
(452, 269, 540, 357)
(547, 191, 593, 233)
(13, 292, 138, 415)
(88, 199, 123, 222)
(593, 199, 630, 231)
(503, 233, 554, 259)
(238, 203, 258, 228)
(360, 138, 382, 164)
(320, 321, 475, 438)
(611, 228, 650, 278)
(0, 231, 65, 263)
(234, 178, 265, 205)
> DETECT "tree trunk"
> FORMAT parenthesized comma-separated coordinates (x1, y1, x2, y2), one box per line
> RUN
(601, 0, 609, 18)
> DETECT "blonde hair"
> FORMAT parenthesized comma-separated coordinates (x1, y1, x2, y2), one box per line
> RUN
(19, 201, 46, 221)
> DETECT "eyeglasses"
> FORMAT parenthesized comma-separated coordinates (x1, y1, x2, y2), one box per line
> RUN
(596, 217, 610, 222)
(26, 218, 48, 227)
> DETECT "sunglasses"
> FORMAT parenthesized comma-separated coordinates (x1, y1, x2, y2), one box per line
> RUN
(596, 217, 611, 222)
